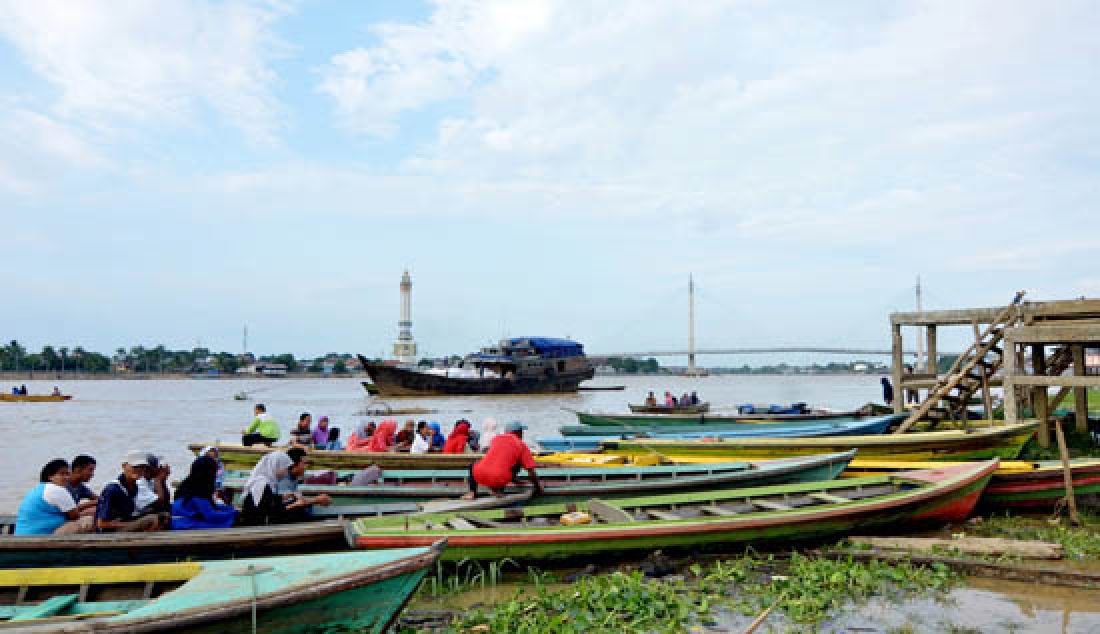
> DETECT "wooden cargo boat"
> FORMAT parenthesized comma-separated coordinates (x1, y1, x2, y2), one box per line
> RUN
(0, 394, 71, 403)
(220, 452, 856, 508)
(0, 520, 353, 569)
(352, 461, 998, 561)
(541, 415, 901, 452)
(598, 422, 1039, 463)
(844, 458, 1100, 510)
(628, 402, 710, 414)
(0, 546, 442, 632)
(573, 408, 867, 427)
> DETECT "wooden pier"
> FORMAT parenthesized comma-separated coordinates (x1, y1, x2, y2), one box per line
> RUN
(890, 296, 1100, 446)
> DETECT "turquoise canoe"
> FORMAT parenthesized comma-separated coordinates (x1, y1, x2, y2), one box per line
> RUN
(0, 545, 443, 632)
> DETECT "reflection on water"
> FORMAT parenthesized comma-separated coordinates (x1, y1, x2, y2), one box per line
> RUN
(0, 374, 880, 508)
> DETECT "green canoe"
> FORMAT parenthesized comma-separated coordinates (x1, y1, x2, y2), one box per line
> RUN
(221, 451, 856, 509)
(0, 545, 443, 632)
(352, 461, 996, 561)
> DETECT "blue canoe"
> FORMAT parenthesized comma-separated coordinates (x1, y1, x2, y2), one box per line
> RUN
(538, 413, 903, 453)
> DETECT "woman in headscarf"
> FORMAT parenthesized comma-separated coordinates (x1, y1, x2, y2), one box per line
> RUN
(442, 419, 472, 454)
(171, 456, 238, 530)
(427, 421, 446, 451)
(367, 420, 397, 453)
(311, 416, 332, 449)
(346, 421, 373, 452)
(240, 451, 293, 526)
(199, 446, 226, 493)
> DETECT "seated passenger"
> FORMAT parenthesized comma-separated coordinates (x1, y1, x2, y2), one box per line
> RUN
(242, 403, 280, 446)
(690, 391, 700, 406)
(428, 422, 446, 451)
(199, 446, 227, 495)
(368, 420, 397, 453)
(442, 420, 472, 454)
(51, 386, 62, 396)
(410, 422, 433, 454)
(664, 391, 675, 406)
(134, 454, 171, 516)
(289, 413, 313, 446)
(644, 391, 657, 406)
(394, 420, 416, 451)
(15, 459, 97, 535)
(325, 427, 343, 450)
(67, 454, 98, 504)
(171, 456, 238, 530)
(96, 452, 165, 532)
(346, 422, 374, 452)
(240, 449, 331, 526)
(312, 416, 339, 449)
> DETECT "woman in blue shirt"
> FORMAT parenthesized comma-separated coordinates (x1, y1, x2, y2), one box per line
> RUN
(16, 459, 96, 535)
(171, 456, 238, 530)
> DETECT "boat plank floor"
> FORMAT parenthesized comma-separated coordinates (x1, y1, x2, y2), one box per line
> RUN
(647, 510, 685, 521)
(447, 518, 477, 531)
(808, 492, 853, 505)
(751, 500, 792, 512)
(700, 505, 739, 516)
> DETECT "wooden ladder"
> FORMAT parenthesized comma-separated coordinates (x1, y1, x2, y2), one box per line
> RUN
(894, 291, 1026, 433)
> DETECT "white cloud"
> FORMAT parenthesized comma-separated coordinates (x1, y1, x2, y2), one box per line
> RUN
(0, 103, 110, 194)
(0, 0, 289, 144)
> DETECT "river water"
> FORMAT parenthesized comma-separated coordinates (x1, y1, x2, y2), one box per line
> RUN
(0, 373, 883, 509)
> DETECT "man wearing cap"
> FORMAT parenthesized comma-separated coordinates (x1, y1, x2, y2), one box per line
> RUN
(134, 454, 171, 516)
(95, 451, 164, 532)
(460, 421, 542, 500)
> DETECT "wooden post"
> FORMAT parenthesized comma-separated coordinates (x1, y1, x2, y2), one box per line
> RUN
(1033, 344, 1050, 448)
(1004, 338, 1018, 424)
(1053, 418, 1081, 526)
(1072, 344, 1088, 433)
(891, 324, 904, 414)
(926, 324, 937, 377)
(973, 321, 993, 422)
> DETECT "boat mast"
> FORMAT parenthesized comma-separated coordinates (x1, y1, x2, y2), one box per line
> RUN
(688, 274, 696, 376)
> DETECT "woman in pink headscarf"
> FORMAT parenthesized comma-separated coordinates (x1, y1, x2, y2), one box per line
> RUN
(367, 420, 397, 453)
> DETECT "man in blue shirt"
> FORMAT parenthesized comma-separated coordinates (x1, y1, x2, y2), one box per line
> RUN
(95, 451, 164, 532)
(67, 455, 98, 503)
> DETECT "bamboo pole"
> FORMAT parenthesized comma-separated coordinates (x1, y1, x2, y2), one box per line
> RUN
(973, 321, 993, 424)
(1053, 418, 1081, 526)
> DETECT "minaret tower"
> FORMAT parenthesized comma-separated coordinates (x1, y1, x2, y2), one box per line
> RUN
(393, 270, 418, 364)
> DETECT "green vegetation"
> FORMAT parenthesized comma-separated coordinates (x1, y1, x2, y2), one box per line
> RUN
(441, 553, 958, 633)
(969, 513, 1100, 560)
(1055, 389, 1100, 413)
(605, 357, 660, 374)
(1018, 426, 1100, 460)
(1, 340, 111, 373)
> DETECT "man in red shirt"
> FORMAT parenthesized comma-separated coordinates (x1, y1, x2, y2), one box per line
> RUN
(461, 421, 542, 499)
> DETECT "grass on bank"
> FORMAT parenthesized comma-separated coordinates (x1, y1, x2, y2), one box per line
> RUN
(968, 513, 1100, 560)
(429, 552, 958, 633)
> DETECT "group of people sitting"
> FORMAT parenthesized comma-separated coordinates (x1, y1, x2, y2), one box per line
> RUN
(239, 403, 493, 455)
(644, 390, 701, 407)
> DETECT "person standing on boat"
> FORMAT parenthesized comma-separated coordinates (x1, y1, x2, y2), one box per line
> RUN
(95, 452, 165, 532)
(67, 455, 98, 504)
(15, 459, 97, 535)
(171, 456, 238, 530)
(460, 422, 542, 500)
(242, 403, 280, 446)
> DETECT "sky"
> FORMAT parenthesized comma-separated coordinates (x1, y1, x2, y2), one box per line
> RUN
(1, 0, 1098, 363)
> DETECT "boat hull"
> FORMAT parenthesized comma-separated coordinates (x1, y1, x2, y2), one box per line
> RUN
(223, 452, 855, 508)
(363, 361, 593, 396)
(0, 520, 352, 569)
(628, 403, 710, 414)
(353, 462, 996, 561)
(558, 413, 905, 437)
(575, 409, 867, 426)
(982, 459, 1100, 509)
(0, 394, 71, 402)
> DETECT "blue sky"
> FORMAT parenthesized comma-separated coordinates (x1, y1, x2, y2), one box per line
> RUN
(1, 0, 1097, 363)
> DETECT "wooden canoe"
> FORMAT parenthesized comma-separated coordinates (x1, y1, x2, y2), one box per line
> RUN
(0, 394, 71, 403)
(189, 443, 485, 471)
(220, 452, 856, 508)
(599, 422, 1039, 463)
(843, 458, 1100, 510)
(0, 520, 353, 569)
(628, 402, 710, 414)
(352, 461, 998, 561)
(541, 415, 902, 452)
(558, 413, 906, 437)
(572, 408, 868, 426)
(0, 545, 442, 632)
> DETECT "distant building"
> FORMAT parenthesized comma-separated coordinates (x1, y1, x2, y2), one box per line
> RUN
(237, 362, 287, 377)
(393, 270, 418, 364)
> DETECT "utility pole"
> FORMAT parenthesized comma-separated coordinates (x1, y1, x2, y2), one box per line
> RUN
(915, 275, 924, 371)
(243, 325, 248, 356)
(687, 274, 697, 376)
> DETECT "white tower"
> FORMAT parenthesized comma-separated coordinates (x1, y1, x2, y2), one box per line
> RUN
(393, 270, 418, 363)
